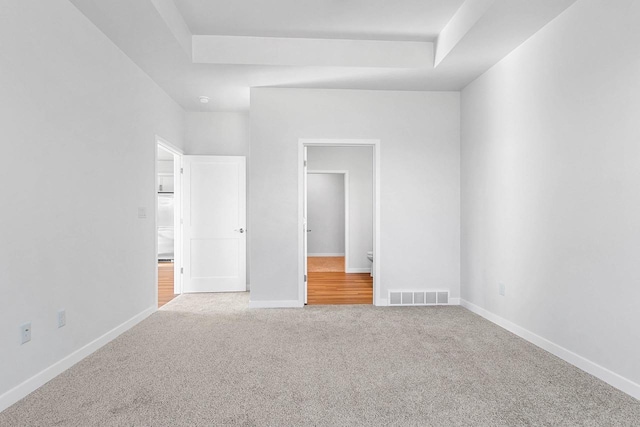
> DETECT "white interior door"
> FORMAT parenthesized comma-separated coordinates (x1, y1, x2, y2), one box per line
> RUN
(183, 156, 246, 293)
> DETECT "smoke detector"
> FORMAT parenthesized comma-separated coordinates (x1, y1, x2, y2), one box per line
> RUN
(199, 96, 209, 104)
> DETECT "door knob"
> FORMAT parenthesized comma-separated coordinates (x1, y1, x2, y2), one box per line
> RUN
(235, 228, 245, 233)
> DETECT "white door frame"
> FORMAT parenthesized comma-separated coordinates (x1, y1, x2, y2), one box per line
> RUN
(298, 139, 382, 306)
(155, 136, 183, 300)
(306, 170, 350, 269)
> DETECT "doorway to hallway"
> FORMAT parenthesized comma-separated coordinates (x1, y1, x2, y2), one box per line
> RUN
(302, 143, 377, 305)
(156, 139, 183, 308)
(305, 170, 372, 304)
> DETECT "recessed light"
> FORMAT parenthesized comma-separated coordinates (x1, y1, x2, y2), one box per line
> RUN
(199, 96, 209, 104)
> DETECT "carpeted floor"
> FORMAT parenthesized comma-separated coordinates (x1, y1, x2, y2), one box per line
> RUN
(1, 293, 639, 426)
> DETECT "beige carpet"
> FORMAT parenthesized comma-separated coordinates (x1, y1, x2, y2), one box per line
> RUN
(308, 256, 345, 272)
(1, 293, 639, 426)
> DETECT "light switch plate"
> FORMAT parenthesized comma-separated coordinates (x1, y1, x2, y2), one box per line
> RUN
(58, 310, 66, 328)
(21, 323, 31, 344)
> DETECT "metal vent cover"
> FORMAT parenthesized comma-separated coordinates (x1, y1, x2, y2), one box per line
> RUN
(388, 290, 451, 306)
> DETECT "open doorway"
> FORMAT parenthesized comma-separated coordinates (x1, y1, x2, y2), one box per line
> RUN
(156, 138, 182, 307)
(300, 141, 380, 305)
(306, 171, 348, 272)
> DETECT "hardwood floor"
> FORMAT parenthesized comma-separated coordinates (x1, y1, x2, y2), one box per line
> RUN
(156, 257, 372, 306)
(307, 256, 345, 272)
(307, 256, 372, 304)
(158, 262, 177, 307)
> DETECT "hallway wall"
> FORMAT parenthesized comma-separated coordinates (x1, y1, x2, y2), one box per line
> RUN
(307, 173, 346, 256)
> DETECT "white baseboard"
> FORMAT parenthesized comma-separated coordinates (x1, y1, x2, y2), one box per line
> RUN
(307, 253, 345, 257)
(248, 299, 303, 308)
(449, 297, 461, 305)
(0, 306, 156, 413)
(375, 297, 388, 307)
(345, 268, 371, 273)
(460, 299, 640, 400)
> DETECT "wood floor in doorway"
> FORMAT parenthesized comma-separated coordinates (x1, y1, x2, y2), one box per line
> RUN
(307, 256, 344, 272)
(158, 262, 177, 307)
(307, 257, 372, 305)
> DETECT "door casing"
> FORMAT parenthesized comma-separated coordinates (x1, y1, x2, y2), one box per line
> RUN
(298, 139, 381, 306)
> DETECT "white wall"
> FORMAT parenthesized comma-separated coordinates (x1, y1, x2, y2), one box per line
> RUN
(184, 112, 250, 156)
(307, 173, 346, 256)
(308, 146, 374, 270)
(250, 88, 460, 304)
(461, 0, 640, 395)
(0, 0, 184, 408)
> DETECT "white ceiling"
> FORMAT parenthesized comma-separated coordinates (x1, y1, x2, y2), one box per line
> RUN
(173, 0, 465, 41)
(69, 0, 578, 112)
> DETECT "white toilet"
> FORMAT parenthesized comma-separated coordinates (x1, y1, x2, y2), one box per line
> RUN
(367, 251, 374, 277)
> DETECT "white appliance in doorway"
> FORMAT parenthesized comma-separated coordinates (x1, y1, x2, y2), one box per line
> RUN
(157, 193, 175, 261)
(182, 156, 247, 293)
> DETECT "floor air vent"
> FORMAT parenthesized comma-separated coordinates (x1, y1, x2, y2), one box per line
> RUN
(388, 290, 450, 306)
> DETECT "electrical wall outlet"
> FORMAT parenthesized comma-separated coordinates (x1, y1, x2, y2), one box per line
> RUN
(499, 282, 506, 296)
(21, 323, 31, 344)
(58, 310, 66, 328)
